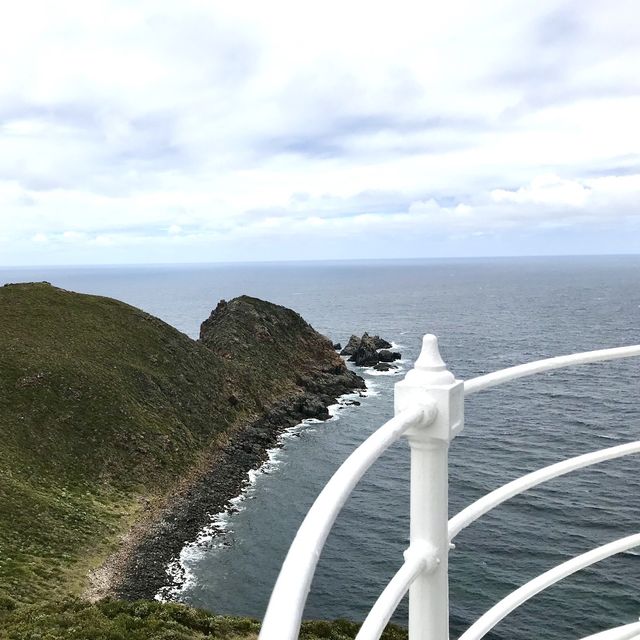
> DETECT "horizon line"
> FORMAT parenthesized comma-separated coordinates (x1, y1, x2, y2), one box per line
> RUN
(1, 252, 640, 270)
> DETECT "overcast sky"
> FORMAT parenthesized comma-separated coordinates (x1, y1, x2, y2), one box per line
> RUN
(1, 0, 639, 265)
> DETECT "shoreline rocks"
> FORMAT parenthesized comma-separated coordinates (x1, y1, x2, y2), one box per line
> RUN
(378, 349, 401, 363)
(373, 362, 398, 372)
(114, 296, 366, 601)
(115, 381, 365, 601)
(339, 332, 401, 368)
(339, 335, 361, 356)
(350, 334, 380, 367)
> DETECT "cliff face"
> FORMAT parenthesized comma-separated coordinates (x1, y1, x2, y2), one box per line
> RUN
(0, 284, 363, 606)
(199, 296, 364, 413)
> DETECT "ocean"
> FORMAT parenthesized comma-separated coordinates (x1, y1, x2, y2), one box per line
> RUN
(2, 256, 639, 639)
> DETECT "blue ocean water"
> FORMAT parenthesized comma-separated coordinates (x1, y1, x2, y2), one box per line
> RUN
(2, 256, 639, 639)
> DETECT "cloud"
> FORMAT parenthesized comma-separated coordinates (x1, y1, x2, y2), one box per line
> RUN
(493, 0, 640, 117)
(491, 175, 591, 207)
(406, 173, 640, 233)
(0, 0, 639, 265)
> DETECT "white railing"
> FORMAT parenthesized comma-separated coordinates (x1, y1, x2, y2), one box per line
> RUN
(260, 335, 640, 640)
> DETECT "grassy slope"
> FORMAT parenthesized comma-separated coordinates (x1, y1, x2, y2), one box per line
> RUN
(0, 284, 351, 604)
(0, 284, 383, 637)
(0, 600, 407, 640)
(0, 283, 244, 604)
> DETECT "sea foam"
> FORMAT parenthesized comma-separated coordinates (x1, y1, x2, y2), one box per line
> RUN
(156, 384, 374, 601)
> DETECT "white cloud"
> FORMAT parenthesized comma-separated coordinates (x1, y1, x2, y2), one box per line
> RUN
(62, 231, 88, 241)
(491, 175, 591, 207)
(0, 0, 639, 264)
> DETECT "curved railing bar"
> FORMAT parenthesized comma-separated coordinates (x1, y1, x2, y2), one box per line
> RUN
(578, 621, 640, 640)
(355, 550, 430, 640)
(259, 404, 436, 640)
(464, 345, 640, 396)
(352, 441, 640, 640)
(261, 338, 640, 640)
(449, 440, 640, 539)
(458, 533, 640, 640)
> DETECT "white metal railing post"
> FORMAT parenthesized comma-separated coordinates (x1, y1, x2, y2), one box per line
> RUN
(395, 335, 464, 640)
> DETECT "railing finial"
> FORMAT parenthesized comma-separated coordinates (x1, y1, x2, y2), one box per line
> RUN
(405, 334, 455, 386)
(416, 334, 447, 371)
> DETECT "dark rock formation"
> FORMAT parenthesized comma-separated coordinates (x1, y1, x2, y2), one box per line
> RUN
(349, 334, 381, 367)
(372, 336, 392, 349)
(340, 332, 400, 367)
(333, 342, 342, 351)
(373, 362, 398, 371)
(340, 334, 361, 356)
(199, 296, 364, 399)
(296, 392, 330, 419)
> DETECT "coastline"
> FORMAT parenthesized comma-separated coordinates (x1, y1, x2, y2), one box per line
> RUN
(93, 373, 366, 602)
(156, 384, 373, 602)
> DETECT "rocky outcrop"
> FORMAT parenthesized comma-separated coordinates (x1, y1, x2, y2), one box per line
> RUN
(372, 336, 392, 349)
(199, 296, 365, 401)
(340, 333, 392, 356)
(340, 335, 362, 356)
(339, 332, 401, 368)
(350, 334, 380, 367)
(373, 362, 398, 371)
(378, 350, 401, 363)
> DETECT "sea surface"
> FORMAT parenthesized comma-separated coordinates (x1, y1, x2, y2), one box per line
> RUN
(2, 256, 640, 640)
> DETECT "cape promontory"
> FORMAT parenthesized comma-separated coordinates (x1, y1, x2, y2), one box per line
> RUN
(0, 283, 364, 618)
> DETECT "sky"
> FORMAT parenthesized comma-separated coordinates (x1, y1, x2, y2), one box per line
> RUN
(1, 0, 639, 265)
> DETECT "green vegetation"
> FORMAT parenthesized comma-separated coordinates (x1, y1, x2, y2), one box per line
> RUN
(0, 283, 368, 637)
(1, 283, 242, 604)
(0, 599, 407, 639)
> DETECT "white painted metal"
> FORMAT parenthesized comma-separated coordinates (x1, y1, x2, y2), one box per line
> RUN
(449, 440, 640, 539)
(356, 440, 640, 639)
(259, 403, 436, 640)
(578, 621, 640, 640)
(261, 336, 640, 640)
(395, 335, 464, 640)
(464, 344, 640, 396)
(458, 533, 640, 640)
(355, 547, 436, 640)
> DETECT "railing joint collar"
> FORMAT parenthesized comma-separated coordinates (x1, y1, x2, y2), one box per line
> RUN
(403, 541, 439, 574)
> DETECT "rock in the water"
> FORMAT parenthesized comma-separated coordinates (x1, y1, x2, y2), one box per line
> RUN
(349, 334, 380, 366)
(372, 335, 392, 349)
(378, 349, 401, 362)
(373, 362, 398, 371)
(340, 335, 361, 356)
(333, 342, 342, 351)
(340, 332, 395, 365)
